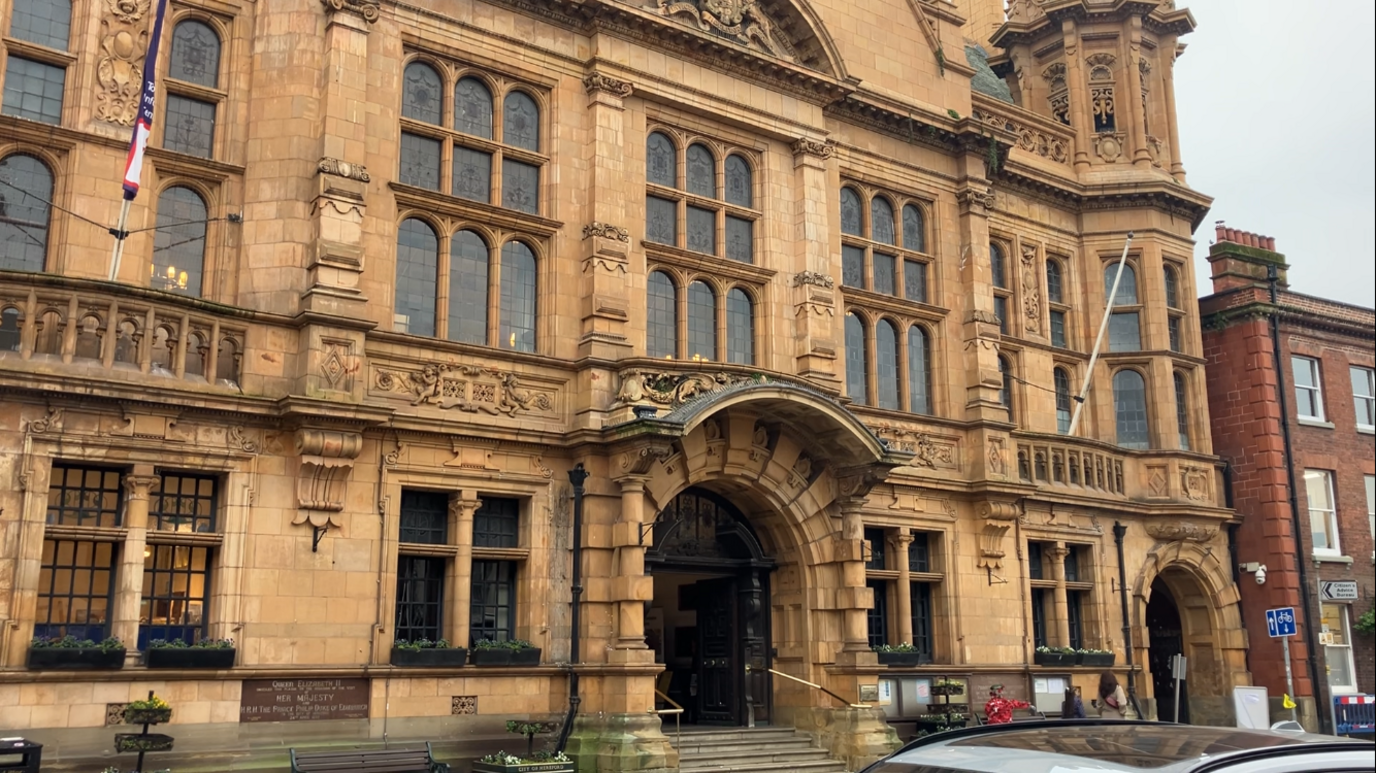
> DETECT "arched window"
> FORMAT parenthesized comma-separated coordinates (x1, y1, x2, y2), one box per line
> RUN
(499, 241, 537, 352)
(448, 230, 489, 345)
(152, 186, 207, 297)
(164, 20, 222, 157)
(840, 187, 863, 236)
(998, 355, 1013, 417)
(726, 288, 754, 365)
(1174, 371, 1191, 450)
(401, 61, 442, 124)
(647, 271, 677, 359)
(1104, 262, 1138, 305)
(871, 197, 895, 246)
(1054, 367, 1073, 434)
(0, 307, 21, 352)
(1164, 265, 1180, 309)
(454, 77, 494, 139)
(1113, 369, 1150, 449)
(394, 218, 438, 336)
(845, 313, 868, 404)
(1046, 259, 1064, 304)
(0, 154, 53, 272)
(902, 204, 926, 253)
(724, 155, 752, 207)
(502, 91, 540, 151)
(1105, 262, 1141, 351)
(990, 243, 1007, 289)
(686, 143, 715, 198)
(646, 132, 677, 187)
(876, 319, 899, 410)
(686, 281, 717, 361)
(908, 325, 931, 415)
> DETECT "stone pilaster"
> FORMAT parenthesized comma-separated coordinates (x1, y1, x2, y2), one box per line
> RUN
(893, 531, 914, 645)
(1047, 543, 1071, 647)
(580, 72, 636, 360)
(791, 138, 840, 386)
(1163, 44, 1186, 182)
(447, 496, 480, 648)
(1122, 17, 1152, 169)
(837, 495, 871, 658)
(1061, 19, 1093, 172)
(611, 476, 651, 650)
(953, 168, 1004, 426)
(111, 469, 158, 655)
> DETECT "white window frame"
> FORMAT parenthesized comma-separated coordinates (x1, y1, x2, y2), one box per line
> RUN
(1303, 470, 1341, 557)
(1352, 366, 1375, 432)
(1365, 474, 1374, 560)
(1291, 355, 1325, 422)
(1321, 604, 1357, 695)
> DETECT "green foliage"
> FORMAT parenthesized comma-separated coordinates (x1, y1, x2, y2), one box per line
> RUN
(148, 637, 235, 650)
(947, 109, 960, 120)
(1355, 605, 1375, 635)
(393, 638, 453, 651)
(30, 635, 124, 652)
(873, 642, 918, 653)
(127, 694, 170, 711)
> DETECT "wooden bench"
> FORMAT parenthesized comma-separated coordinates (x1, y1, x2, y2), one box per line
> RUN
(289, 743, 450, 773)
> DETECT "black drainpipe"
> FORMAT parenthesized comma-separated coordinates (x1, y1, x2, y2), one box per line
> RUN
(556, 464, 589, 753)
(1266, 265, 1326, 733)
(1113, 521, 1144, 720)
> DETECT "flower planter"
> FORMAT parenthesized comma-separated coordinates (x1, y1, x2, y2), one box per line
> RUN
(27, 647, 126, 670)
(926, 703, 968, 715)
(1077, 652, 1115, 668)
(470, 648, 513, 667)
(473, 761, 574, 773)
(390, 646, 469, 667)
(146, 647, 236, 669)
(123, 707, 172, 725)
(914, 716, 967, 731)
(876, 651, 926, 667)
(508, 647, 541, 667)
(115, 733, 174, 753)
(1033, 652, 1076, 667)
(929, 684, 965, 697)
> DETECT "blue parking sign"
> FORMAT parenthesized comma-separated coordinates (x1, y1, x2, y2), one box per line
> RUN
(1266, 607, 1296, 638)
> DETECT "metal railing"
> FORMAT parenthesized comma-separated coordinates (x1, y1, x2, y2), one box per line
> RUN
(651, 689, 684, 752)
(749, 666, 870, 709)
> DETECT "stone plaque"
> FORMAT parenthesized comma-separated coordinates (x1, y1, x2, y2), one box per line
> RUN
(239, 678, 370, 723)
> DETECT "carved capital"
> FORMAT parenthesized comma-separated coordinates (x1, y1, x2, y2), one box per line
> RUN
(583, 72, 634, 99)
(449, 496, 482, 520)
(122, 474, 161, 501)
(617, 442, 675, 477)
(318, 157, 371, 182)
(792, 270, 835, 289)
(583, 222, 630, 242)
(321, 0, 378, 23)
(955, 187, 996, 212)
(791, 138, 835, 160)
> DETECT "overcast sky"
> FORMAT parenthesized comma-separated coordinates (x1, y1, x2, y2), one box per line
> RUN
(1173, 0, 1376, 307)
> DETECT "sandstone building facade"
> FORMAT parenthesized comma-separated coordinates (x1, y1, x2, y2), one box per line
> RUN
(0, 0, 1245, 769)
(1200, 225, 1375, 732)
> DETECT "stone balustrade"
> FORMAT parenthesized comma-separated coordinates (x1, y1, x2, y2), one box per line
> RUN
(972, 94, 1075, 169)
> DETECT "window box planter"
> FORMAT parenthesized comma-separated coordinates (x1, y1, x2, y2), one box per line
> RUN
(390, 646, 469, 668)
(123, 707, 172, 725)
(929, 684, 965, 697)
(470, 647, 513, 667)
(27, 646, 126, 670)
(1076, 652, 1115, 668)
(926, 703, 968, 715)
(146, 647, 236, 669)
(473, 761, 574, 773)
(1033, 651, 1076, 667)
(508, 647, 541, 667)
(115, 733, 174, 753)
(913, 716, 967, 731)
(876, 651, 928, 668)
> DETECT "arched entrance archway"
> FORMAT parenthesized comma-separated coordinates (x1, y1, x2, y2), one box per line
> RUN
(647, 489, 774, 726)
(1148, 578, 1188, 723)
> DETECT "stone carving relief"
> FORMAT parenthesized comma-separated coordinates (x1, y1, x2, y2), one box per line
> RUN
(790, 138, 835, 160)
(1180, 466, 1210, 501)
(319, 338, 357, 392)
(955, 187, 996, 212)
(321, 0, 379, 23)
(976, 500, 1021, 569)
(374, 364, 554, 416)
(1146, 135, 1166, 168)
(1042, 62, 1066, 91)
(615, 369, 762, 407)
(869, 424, 957, 470)
(27, 407, 65, 435)
(1146, 465, 1168, 498)
(583, 72, 634, 99)
(972, 108, 1070, 166)
(1019, 244, 1041, 333)
(749, 422, 770, 462)
(228, 426, 260, 454)
(294, 429, 363, 516)
(318, 157, 371, 183)
(653, 0, 798, 63)
(582, 222, 630, 242)
(1085, 53, 1117, 81)
(792, 271, 835, 289)
(987, 437, 1006, 476)
(1144, 521, 1216, 543)
(96, 0, 150, 126)
(1094, 132, 1123, 163)
(619, 443, 674, 476)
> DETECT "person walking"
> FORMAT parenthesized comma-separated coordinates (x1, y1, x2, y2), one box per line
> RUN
(1097, 671, 1128, 719)
(1061, 686, 1086, 719)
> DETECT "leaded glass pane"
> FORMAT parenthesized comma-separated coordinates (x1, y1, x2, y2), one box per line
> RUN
(998, 356, 1012, 413)
(908, 326, 930, 415)
(724, 154, 752, 207)
(448, 230, 488, 345)
(647, 132, 676, 187)
(10, 0, 70, 49)
(399, 132, 441, 190)
(163, 94, 215, 158)
(499, 241, 537, 352)
(401, 62, 442, 124)
(904, 260, 927, 303)
(686, 144, 715, 198)
(1050, 309, 1067, 348)
(2, 56, 65, 124)
(686, 281, 716, 361)
(842, 245, 864, 289)
(871, 197, 895, 245)
(1174, 372, 1191, 450)
(726, 288, 753, 365)
(876, 319, 899, 410)
(0, 153, 52, 273)
(873, 253, 896, 296)
(170, 21, 220, 88)
(1108, 311, 1140, 351)
(452, 147, 492, 202)
(1105, 263, 1137, 305)
(990, 243, 1006, 288)
(1046, 259, 1064, 304)
(398, 490, 449, 545)
(1168, 316, 1182, 353)
(647, 271, 677, 359)
(454, 77, 493, 139)
(1055, 368, 1072, 434)
(725, 216, 752, 263)
(1164, 266, 1180, 308)
(840, 188, 862, 236)
(1113, 369, 1149, 449)
(503, 91, 540, 151)
(687, 206, 715, 254)
(646, 196, 676, 245)
(395, 556, 444, 643)
(152, 186, 206, 297)
(993, 295, 1008, 334)
(902, 204, 925, 252)
(501, 159, 539, 213)
(394, 218, 438, 336)
(845, 313, 867, 404)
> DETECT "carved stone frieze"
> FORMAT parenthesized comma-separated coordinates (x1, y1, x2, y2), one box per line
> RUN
(1144, 521, 1216, 543)
(27, 407, 64, 435)
(1020, 243, 1041, 333)
(790, 138, 835, 159)
(318, 157, 371, 183)
(1180, 466, 1210, 501)
(835, 466, 886, 501)
(583, 222, 631, 242)
(967, 309, 1001, 326)
(614, 368, 762, 407)
(971, 108, 1070, 166)
(653, 0, 798, 63)
(792, 271, 835, 289)
(95, 0, 151, 126)
(583, 72, 634, 98)
(374, 364, 555, 416)
(869, 424, 957, 470)
(321, 0, 379, 23)
(228, 426, 260, 454)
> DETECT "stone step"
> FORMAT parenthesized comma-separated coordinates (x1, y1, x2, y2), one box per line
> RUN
(681, 760, 849, 773)
(675, 738, 819, 754)
(672, 727, 847, 773)
(681, 748, 837, 766)
(674, 727, 804, 743)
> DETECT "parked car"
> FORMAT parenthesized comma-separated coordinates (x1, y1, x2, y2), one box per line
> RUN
(860, 719, 1372, 773)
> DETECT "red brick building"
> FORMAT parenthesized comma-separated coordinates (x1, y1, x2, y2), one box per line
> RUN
(1200, 224, 1375, 732)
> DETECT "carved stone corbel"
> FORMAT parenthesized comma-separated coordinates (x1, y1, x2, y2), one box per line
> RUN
(616, 440, 675, 479)
(976, 500, 1022, 569)
(583, 72, 634, 99)
(834, 465, 888, 502)
(791, 138, 836, 160)
(294, 429, 363, 513)
(321, 0, 378, 23)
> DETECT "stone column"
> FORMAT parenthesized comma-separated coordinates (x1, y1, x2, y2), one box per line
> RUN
(838, 496, 871, 655)
(112, 468, 158, 653)
(1123, 17, 1152, 169)
(448, 495, 480, 648)
(1047, 543, 1071, 647)
(791, 139, 841, 385)
(611, 476, 652, 650)
(893, 531, 914, 645)
(1061, 20, 1093, 171)
(1162, 44, 1186, 182)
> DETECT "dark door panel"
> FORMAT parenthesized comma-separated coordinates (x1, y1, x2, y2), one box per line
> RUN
(697, 577, 737, 724)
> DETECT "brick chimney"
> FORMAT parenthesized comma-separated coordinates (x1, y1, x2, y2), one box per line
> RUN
(1207, 221, 1289, 293)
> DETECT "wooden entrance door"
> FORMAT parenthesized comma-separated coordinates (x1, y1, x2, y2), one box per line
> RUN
(696, 577, 737, 724)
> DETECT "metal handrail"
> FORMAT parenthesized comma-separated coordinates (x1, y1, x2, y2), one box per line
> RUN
(651, 689, 684, 753)
(750, 666, 870, 709)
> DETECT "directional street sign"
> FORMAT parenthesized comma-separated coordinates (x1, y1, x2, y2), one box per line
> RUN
(1266, 607, 1297, 638)
(1319, 580, 1359, 602)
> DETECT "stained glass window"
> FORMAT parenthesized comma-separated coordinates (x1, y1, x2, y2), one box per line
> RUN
(170, 21, 220, 88)
(1055, 367, 1072, 434)
(647, 271, 677, 359)
(902, 204, 925, 252)
(990, 243, 1007, 289)
(646, 196, 677, 246)
(904, 260, 927, 304)
(1046, 259, 1064, 304)
(402, 62, 442, 124)
(647, 132, 676, 187)
(845, 313, 868, 405)
(842, 245, 865, 289)
(0, 153, 52, 272)
(1113, 369, 1149, 449)
(908, 326, 931, 415)
(686, 143, 715, 198)
(394, 218, 438, 336)
(871, 197, 895, 245)
(501, 159, 539, 214)
(152, 186, 207, 297)
(1108, 311, 1140, 352)
(499, 241, 537, 352)
(840, 188, 863, 236)
(876, 319, 899, 410)
(452, 147, 492, 202)
(687, 206, 715, 254)
(1104, 263, 1137, 305)
(687, 281, 716, 361)
(873, 253, 896, 296)
(454, 77, 493, 139)
(725, 216, 752, 263)
(726, 288, 753, 365)
(448, 230, 488, 345)
(724, 155, 752, 207)
(503, 91, 540, 151)
(163, 94, 216, 158)
(399, 132, 441, 190)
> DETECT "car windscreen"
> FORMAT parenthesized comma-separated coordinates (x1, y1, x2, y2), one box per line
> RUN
(945, 725, 1303, 768)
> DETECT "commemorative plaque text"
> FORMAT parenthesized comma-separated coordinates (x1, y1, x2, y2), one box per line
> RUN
(239, 678, 370, 723)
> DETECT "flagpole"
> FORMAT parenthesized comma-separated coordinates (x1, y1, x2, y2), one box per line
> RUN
(108, 198, 132, 282)
(1067, 232, 1134, 437)
(108, 0, 169, 283)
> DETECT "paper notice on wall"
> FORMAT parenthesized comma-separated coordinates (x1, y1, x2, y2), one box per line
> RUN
(917, 682, 930, 699)
(1034, 678, 1049, 694)
(878, 680, 894, 706)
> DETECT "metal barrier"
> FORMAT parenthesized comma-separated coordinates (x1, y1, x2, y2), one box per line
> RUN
(1334, 695, 1374, 736)
(749, 666, 870, 709)
(651, 689, 684, 755)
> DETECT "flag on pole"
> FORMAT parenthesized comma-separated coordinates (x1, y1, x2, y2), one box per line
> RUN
(121, 0, 171, 201)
